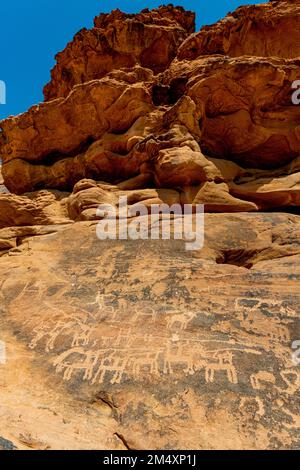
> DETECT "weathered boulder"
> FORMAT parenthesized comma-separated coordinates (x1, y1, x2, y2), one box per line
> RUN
(161, 56, 300, 168)
(44, 5, 195, 101)
(178, 0, 300, 60)
(0, 2, 300, 450)
(0, 190, 70, 229)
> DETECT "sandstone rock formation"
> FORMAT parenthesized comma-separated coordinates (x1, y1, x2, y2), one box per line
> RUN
(0, 1, 300, 450)
(1, 4, 300, 212)
(44, 6, 195, 101)
(178, 0, 300, 60)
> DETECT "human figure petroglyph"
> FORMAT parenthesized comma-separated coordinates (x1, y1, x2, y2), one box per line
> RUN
(250, 371, 276, 390)
(88, 292, 119, 322)
(89, 292, 115, 311)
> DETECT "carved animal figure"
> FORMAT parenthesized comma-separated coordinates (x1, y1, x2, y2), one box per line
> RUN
(167, 310, 197, 330)
(130, 349, 162, 378)
(91, 350, 129, 384)
(204, 351, 238, 384)
(53, 347, 102, 381)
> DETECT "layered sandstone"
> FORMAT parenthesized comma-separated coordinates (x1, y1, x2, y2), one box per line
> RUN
(1, 2, 300, 213)
(0, 214, 300, 449)
(44, 5, 195, 101)
(0, 1, 300, 451)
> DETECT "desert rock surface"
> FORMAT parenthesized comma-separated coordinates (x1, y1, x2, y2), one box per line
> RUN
(0, 1, 300, 450)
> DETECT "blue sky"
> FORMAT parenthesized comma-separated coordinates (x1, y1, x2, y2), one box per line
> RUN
(0, 1, 262, 119)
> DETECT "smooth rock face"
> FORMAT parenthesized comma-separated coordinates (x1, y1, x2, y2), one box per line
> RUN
(0, 1, 300, 450)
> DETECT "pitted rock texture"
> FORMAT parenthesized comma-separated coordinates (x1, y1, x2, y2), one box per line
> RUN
(0, 214, 300, 449)
(178, 0, 300, 60)
(44, 5, 195, 101)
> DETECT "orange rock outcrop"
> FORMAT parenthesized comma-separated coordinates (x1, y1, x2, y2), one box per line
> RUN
(1, 2, 300, 213)
(0, 2, 300, 451)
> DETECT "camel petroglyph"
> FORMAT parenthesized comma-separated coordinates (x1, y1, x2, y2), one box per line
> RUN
(130, 349, 163, 378)
(53, 347, 104, 382)
(91, 350, 129, 385)
(204, 350, 238, 384)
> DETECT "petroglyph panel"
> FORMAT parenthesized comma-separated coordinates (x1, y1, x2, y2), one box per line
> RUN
(1, 214, 300, 449)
